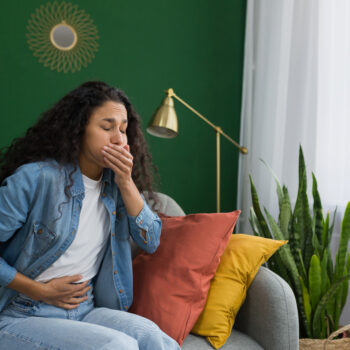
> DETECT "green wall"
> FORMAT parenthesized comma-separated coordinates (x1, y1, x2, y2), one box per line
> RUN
(0, 0, 246, 214)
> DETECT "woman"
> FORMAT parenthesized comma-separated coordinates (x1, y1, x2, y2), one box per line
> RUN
(0, 81, 180, 350)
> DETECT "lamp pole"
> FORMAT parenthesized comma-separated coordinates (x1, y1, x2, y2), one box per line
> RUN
(216, 127, 221, 212)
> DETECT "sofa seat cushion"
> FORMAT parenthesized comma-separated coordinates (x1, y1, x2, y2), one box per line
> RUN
(182, 330, 263, 350)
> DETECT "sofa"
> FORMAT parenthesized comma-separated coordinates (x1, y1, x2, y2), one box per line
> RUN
(130, 192, 299, 350)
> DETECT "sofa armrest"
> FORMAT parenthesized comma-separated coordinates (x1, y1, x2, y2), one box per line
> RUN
(234, 266, 299, 350)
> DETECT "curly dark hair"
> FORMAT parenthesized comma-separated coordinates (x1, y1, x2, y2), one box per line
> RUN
(0, 80, 161, 213)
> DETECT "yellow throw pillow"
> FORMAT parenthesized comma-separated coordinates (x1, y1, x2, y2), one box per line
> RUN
(191, 233, 288, 349)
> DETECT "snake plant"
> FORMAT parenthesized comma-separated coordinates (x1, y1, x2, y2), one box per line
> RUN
(249, 145, 350, 339)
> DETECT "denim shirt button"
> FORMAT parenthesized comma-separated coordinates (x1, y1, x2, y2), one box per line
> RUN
(102, 193, 106, 197)
(112, 210, 116, 215)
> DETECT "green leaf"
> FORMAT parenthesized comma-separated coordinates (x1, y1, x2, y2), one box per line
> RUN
(280, 186, 292, 240)
(312, 172, 323, 246)
(321, 212, 330, 248)
(321, 251, 328, 297)
(249, 207, 263, 237)
(248, 206, 284, 276)
(341, 261, 349, 311)
(249, 175, 273, 239)
(340, 254, 350, 312)
(327, 247, 333, 282)
(329, 206, 338, 238)
(272, 251, 293, 287)
(320, 310, 326, 339)
(253, 205, 292, 285)
(300, 276, 311, 327)
(325, 274, 334, 334)
(326, 313, 334, 337)
(293, 146, 313, 274)
(259, 158, 284, 211)
(312, 273, 350, 337)
(298, 249, 307, 286)
(334, 202, 350, 281)
(298, 145, 306, 187)
(289, 213, 304, 285)
(309, 255, 322, 313)
(333, 202, 350, 327)
(297, 174, 314, 274)
(312, 229, 322, 259)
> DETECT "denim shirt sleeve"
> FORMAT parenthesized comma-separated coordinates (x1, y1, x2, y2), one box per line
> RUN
(126, 193, 162, 254)
(0, 163, 41, 286)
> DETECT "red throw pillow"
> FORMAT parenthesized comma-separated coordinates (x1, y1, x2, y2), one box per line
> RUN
(129, 210, 241, 346)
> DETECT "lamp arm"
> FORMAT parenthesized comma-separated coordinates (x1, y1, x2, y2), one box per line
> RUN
(166, 89, 247, 154)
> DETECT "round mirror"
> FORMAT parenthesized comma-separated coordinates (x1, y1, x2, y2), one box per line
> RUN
(50, 22, 77, 50)
(26, 2, 99, 73)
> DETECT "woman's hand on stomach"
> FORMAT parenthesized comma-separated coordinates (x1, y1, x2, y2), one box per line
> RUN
(38, 275, 91, 309)
(8, 272, 91, 310)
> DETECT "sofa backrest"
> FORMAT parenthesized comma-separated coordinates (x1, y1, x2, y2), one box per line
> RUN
(143, 191, 186, 216)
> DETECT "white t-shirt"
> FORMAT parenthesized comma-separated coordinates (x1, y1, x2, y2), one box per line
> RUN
(35, 172, 110, 283)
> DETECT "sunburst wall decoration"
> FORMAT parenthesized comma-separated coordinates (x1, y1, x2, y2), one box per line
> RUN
(26, 1, 99, 73)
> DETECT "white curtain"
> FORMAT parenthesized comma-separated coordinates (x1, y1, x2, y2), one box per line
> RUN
(237, 0, 350, 324)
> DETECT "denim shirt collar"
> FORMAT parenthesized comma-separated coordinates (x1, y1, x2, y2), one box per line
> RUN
(63, 161, 113, 197)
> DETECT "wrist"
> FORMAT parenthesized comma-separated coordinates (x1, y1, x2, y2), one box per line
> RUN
(32, 281, 47, 301)
(24, 280, 47, 301)
(7, 271, 47, 301)
(115, 177, 133, 191)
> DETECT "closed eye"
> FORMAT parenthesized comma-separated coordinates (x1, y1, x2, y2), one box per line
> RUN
(102, 127, 126, 133)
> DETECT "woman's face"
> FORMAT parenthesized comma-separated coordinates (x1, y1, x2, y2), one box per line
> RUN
(80, 100, 128, 170)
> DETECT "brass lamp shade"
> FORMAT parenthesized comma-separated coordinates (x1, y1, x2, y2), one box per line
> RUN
(146, 95, 178, 138)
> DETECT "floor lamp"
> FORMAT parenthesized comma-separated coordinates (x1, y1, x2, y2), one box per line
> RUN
(146, 88, 248, 213)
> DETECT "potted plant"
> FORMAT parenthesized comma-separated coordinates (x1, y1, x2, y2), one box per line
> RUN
(249, 145, 350, 347)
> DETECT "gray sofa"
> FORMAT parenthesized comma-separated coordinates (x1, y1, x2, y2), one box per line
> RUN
(131, 192, 299, 350)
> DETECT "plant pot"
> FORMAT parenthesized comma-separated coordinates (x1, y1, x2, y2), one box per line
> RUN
(299, 324, 350, 349)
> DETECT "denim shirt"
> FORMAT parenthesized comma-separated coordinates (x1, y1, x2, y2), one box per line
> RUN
(0, 159, 161, 313)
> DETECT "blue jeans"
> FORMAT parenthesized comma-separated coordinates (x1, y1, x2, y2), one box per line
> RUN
(0, 280, 180, 350)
